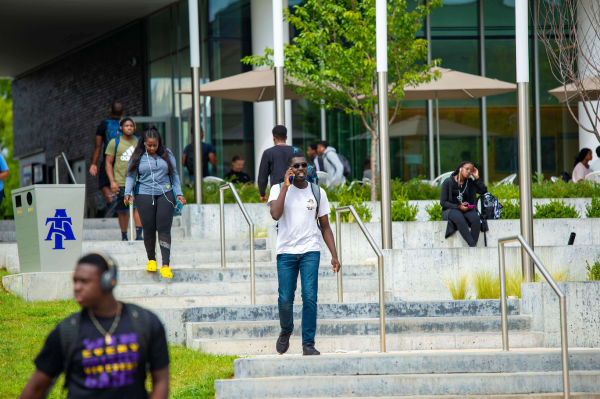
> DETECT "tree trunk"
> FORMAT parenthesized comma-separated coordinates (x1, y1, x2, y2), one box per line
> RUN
(370, 132, 378, 202)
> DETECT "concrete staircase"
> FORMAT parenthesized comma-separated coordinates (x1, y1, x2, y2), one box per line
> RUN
(183, 299, 541, 356)
(214, 349, 600, 398)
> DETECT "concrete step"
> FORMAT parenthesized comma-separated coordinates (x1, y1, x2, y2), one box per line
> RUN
(215, 371, 598, 398)
(180, 299, 521, 323)
(185, 316, 532, 341)
(83, 217, 182, 229)
(264, 395, 600, 399)
(82, 228, 185, 241)
(116, 264, 377, 284)
(109, 249, 273, 266)
(114, 277, 381, 298)
(231, 348, 600, 378)
(121, 291, 393, 308)
(194, 331, 543, 355)
(85, 238, 266, 253)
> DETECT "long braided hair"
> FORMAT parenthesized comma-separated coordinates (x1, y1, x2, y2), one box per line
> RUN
(127, 124, 175, 175)
(452, 161, 474, 184)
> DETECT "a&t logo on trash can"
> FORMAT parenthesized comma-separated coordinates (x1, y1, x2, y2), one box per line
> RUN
(45, 209, 76, 250)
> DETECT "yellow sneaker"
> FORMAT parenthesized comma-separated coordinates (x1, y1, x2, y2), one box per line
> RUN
(160, 266, 173, 279)
(146, 260, 157, 272)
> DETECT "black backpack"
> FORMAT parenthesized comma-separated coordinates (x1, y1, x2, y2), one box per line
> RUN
(54, 303, 151, 391)
(479, 192, 503, 220)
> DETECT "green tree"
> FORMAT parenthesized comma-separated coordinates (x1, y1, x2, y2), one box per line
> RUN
(243, 0, 441, 201)
(0, 80, 18, 219)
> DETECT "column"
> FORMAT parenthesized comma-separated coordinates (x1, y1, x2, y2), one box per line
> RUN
(251, 0, 293, 179)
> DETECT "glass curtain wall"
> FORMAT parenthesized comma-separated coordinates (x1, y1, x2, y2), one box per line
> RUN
(145, 0, 254, 182)
(207, 0, 253, 178)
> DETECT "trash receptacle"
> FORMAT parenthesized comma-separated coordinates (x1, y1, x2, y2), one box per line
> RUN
(12, 184, 85, 273)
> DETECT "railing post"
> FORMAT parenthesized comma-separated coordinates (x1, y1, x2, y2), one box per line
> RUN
(499, 234, 570, 399)
(219, 183, 256, 304)
(335, 209, 343, 303)
(219, 187, 226, 268)
(335, 205, 385, 352)
(377, 253, 386, 353)
(128, 193, 135, 242)
(498, 242, 509, 351)
(249, 224, 256, 305)
(55, 155, 60, 184)
(559, 296, 570, 399)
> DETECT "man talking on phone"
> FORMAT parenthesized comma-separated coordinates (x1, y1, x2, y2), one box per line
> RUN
(268, 154, 341, 355)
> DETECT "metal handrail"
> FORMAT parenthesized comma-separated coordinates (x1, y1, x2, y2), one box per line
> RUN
(54, 152, 77, 184)
(219, 183, 256, 304)
(498, 234, 569, 399)
(335, 205, 386, 352)
(128, 190, 135, 242)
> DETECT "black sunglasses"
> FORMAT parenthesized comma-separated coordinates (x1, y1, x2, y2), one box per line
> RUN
(292, 163, 308, 168)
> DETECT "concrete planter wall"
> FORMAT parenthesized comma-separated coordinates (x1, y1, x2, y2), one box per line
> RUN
(183, 198, 595, 239)
(522, 281, 600, 348)
(384, 246, 597, 301)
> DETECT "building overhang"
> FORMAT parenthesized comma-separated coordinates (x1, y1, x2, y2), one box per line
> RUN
(0, 0, 178, 78)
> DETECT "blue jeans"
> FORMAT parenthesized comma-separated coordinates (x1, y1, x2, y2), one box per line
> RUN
(277, 251, 320, 346)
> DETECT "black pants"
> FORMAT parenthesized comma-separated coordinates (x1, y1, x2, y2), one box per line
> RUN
(447, 209, 481, 247)
(136, 192, 175, 265)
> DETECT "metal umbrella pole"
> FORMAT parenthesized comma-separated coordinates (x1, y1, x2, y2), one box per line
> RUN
(376, 0, 392, 250)
(189, 0, 203, 204)
(515, 0, 534, 281)
(273, 0, 285, 126)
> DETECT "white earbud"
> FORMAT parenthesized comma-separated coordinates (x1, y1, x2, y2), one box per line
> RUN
(145, 147, 175, 208)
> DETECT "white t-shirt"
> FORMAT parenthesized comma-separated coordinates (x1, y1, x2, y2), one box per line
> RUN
(268, 183, 331, 255)
(572, 162, 590, 183)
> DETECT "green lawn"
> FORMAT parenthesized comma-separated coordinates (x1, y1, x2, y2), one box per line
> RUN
(0, 269, 236, 399)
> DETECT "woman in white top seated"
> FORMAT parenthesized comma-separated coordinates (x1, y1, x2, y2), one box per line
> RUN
(572, 148, 593, 183)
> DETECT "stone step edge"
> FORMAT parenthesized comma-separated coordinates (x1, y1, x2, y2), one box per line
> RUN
(186, 315, 530, 326)
(194, 330, 539, 343)
(271, 394, 600, 399)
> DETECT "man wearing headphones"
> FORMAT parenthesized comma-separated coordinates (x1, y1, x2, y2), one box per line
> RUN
(19, 253, 170, 399)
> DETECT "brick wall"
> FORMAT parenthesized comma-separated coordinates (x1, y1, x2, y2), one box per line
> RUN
(12, 22, 145, 216)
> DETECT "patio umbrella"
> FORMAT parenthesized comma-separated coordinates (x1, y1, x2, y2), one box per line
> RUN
(548, 75, 600, 103)
(348, 114, 499, 140)
(398, 67, 516, 176)
(175, 67, 303, 102)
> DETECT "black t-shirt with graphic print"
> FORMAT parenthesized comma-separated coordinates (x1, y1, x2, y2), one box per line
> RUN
(34, 304, 169, 399)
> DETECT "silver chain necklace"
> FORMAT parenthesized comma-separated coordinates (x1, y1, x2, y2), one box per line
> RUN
(457, 178, 468, 203)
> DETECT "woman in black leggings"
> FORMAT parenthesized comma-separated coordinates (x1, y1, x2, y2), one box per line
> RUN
(124, 125, 186, 278)
(440, 161, 487, 247)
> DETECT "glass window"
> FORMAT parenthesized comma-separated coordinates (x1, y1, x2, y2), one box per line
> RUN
(148, 9, 172, 62)
(149, 57, 173, 117)
(430, 0, 478, 37)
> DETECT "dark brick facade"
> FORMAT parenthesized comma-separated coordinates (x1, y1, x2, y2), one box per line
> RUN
(12, 22, 145, 215)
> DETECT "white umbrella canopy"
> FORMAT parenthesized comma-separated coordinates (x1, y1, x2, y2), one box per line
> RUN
(400, 67, 517, 100)
(175, 67, 303, 102)
(548, 75, 600, 103)
(348, 115, 498, 140)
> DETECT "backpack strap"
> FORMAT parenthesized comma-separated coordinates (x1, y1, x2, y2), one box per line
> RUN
(58, 311, 82, 388)
(114, 138, 120, 157)
(311, 183, 322, 230)
(124, 303, 151, 360)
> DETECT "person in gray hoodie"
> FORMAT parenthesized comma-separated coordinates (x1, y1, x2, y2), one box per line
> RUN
(125, 125, 186, 279)
(317, 141, 346, 186)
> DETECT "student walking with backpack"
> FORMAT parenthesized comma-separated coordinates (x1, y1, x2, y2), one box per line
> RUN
(258, 125, 304, 202)
(182, 127, 217, 181)
(105, 117, 143, 241)
(90, 103, 124, 211)
(124, 125, 186, 279)
(440, 161, 488, 247)
(317, 141, 348, 186)
(268, 154, 341, 355)
(19, 252, 169, 399)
